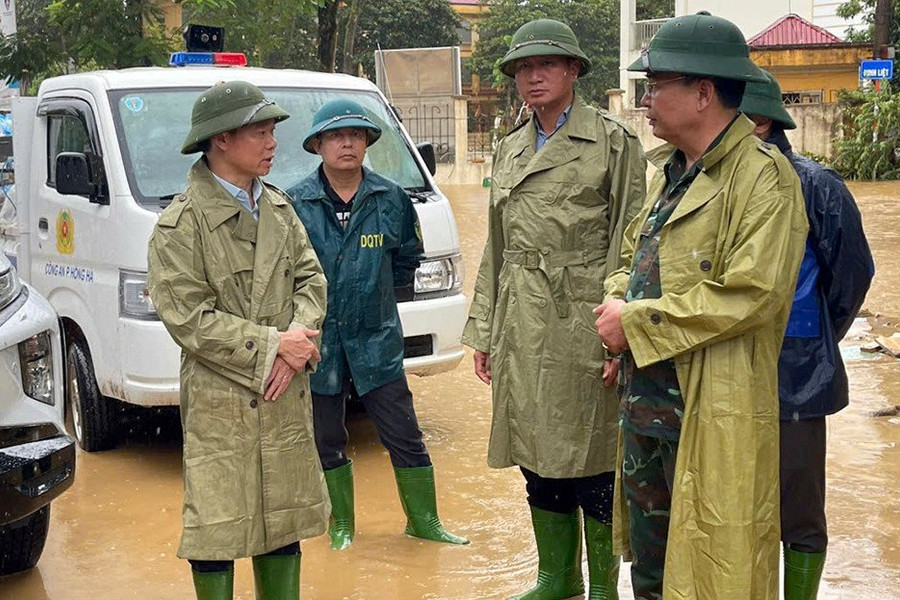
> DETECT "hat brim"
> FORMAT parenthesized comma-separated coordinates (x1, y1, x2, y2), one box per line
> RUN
(500, 44, 592, 78)
(627, 51, 768, 84)
(302, 117, 382, 154)
(740, 91, 797, 130)
(181, 103, 290, 155)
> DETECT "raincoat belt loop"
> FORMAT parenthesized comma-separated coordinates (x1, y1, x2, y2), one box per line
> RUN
(502, 249, 540, 269)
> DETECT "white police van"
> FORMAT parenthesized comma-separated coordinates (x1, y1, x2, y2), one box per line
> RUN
(1, 52, 467, 452)
(0, 252, 75, 575)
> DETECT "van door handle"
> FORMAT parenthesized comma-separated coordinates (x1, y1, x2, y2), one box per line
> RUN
(38, 218, 49, 232)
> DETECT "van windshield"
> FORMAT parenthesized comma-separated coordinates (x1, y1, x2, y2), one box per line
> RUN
(108, 87, 428, 209)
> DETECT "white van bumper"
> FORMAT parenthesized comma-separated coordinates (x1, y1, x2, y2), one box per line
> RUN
(399, 292, 467, 376)
(117, 319, 181, 406)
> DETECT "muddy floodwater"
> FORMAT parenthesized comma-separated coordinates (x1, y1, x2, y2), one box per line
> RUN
(2, 182, 899, 600)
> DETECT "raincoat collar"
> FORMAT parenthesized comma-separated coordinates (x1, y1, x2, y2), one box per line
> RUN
(645, 113, 755, 171)
(506, 96, 599, 189)
(188, 159, 288, 242)
(766, 127, 793, 155)
(294, 165, 389, 204)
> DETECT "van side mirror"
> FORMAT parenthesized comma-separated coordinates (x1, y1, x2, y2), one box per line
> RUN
(56, 152, 109, 205)
(416, 142, 436, 176)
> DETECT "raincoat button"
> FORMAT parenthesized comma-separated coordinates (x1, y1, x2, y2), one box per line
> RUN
(284, 268, 290, 277)
(650, 313, 661, 324)
(539, 299, 547, 307)
(250, 398, 258, 409)
(699, 260, 712, 272)
(245, 341, 255, 350)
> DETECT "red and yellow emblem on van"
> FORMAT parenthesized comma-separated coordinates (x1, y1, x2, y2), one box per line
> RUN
(56, 210, 74, 255)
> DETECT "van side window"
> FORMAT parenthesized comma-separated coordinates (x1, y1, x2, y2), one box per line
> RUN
(47, 114, 92, 187)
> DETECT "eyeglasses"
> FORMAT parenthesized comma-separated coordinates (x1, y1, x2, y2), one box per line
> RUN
(642, 76, 688, 98)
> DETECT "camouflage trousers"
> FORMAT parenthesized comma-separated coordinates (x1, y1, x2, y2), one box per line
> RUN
(622, 427, 679, 600)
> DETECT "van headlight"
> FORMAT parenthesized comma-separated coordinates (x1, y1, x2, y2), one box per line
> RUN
(0, 260, 22, 310)
(414, 254, 464, 298)
(19, 330, 54, 405)
(119, 270, 158, 320)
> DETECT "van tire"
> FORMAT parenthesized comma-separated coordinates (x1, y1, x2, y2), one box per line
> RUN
(0, 506, 50, 575)
(66, 338, 117, 452)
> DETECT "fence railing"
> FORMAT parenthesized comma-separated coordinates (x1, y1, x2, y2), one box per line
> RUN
(393, 101, 455, 163)
(633, 18, 669, 51)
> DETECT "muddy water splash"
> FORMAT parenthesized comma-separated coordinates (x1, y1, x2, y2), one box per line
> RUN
(1, 183, 898, 599)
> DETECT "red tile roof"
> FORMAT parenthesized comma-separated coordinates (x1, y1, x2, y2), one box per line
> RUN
(749, 13, 844, 47)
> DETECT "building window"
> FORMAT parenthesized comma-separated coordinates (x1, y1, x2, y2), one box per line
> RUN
(457, 20, 472, 46)
(782, 90, 823, 105)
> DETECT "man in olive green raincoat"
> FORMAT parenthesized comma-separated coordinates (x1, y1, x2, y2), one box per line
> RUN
(148, 81, 330, 600)
(593, 13, 808, 600)
(462, 18, 646, 600)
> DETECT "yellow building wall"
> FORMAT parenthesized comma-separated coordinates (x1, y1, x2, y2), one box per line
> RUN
(751, 45, 870, 103)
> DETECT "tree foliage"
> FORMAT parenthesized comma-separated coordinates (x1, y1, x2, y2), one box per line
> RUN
(837, 0, 899, 42)
(185, 0, 322, 69)
(348, 0, 461, 77)
(833, 86, 900, 179)
(469, 0, 671, 110)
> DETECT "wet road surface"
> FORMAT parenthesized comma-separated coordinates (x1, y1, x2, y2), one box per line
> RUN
(1, 182, 899, 599)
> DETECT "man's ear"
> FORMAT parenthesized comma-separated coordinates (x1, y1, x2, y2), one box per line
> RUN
(211, 131, 230, 152)
(695, 78, 716, 112)
(569, 58, 581, 79)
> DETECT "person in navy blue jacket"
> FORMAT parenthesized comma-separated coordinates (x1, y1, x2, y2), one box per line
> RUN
(287, 99, 468, 552)
(741, 70, 874, 600)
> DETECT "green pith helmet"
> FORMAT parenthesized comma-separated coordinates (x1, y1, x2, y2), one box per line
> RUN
(627, 12, 766, 83)
(303, 98, 382, 154)
(181, 81, 289, 155)
(740, 69, 797, 130)
(499, 19, 591, 78)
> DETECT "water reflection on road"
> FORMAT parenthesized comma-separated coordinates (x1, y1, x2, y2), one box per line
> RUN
(1, 183, 898, 599)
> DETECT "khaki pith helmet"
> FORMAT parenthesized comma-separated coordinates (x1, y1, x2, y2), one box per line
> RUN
(627, 12, 766, 83)
(181, 81, 289, 155)
(740, 69, 797, 130)
(499, 19, 591, 78)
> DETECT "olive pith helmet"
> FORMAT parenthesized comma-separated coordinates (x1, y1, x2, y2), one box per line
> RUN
(181, 81, 289, 155)
(499, 19, 591, 78)
(627, 12, 767, 83)
(740, 69, 797, 130)
(302, 98, 382, 154)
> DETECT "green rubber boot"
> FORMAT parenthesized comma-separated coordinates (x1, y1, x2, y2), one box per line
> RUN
(584, 516, 619, 600)
(393, 465, 469, 545)
(252, 553, 300, 600)
(191, 564, 234, 600)
(511, 507, 584, 600)
(784, 546, 826, 600)
(324, 461, 355, 550)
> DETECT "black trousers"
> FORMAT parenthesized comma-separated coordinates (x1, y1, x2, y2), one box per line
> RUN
(189, 542, 300, 573)
(313, 372, 431, 471)
(520, 467, 615, 525)
(780, 417, 828, 553)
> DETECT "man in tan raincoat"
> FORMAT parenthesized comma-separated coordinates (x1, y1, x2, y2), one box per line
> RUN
(462, 18, 646, 600)
(148, 81, 329, 600)
(593, 13, 808, 600)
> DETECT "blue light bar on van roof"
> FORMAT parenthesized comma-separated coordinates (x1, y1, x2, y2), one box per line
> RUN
(169, 52, 248, 67)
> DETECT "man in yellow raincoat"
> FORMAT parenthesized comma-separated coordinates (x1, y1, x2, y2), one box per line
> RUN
(594, 12, 808, 600)
(463, 18, 646, 600)
(148, 81, 330, 600)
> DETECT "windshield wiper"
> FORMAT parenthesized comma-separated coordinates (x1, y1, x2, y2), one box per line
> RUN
(406, 189, 432, 203)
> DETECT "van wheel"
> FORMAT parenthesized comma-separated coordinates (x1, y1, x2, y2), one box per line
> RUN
(66, 338, 117, 452)
(0, 506, 50, 575)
